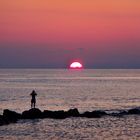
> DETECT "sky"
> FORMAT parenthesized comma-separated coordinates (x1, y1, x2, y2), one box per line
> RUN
(0, 0, 140, 68)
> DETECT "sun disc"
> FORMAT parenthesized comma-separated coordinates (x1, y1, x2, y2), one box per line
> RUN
(70, 62, 83, 69)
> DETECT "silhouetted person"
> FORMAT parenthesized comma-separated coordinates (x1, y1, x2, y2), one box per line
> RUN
(30, 90, 37, 108)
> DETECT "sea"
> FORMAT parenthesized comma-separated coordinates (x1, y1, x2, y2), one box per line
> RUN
(0, 69, 140, 140)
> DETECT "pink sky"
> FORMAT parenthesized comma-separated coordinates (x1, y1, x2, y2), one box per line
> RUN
(0, 0, 140, 68)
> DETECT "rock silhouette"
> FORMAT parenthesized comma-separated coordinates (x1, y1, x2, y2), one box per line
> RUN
(128, 108, 140, 114)
(110, 111, 128, 117)
(43, 108, 80, 119)
(22, 108, 42, 119)
(67, 108, 79, 117)
(0, 107, 140, 126)
(0, 115, 6, 126)
(43, 110, 68, 119)
(3, 109, 22, 120)
(0, 109, 21, 125)
(81, 110, 107, 118)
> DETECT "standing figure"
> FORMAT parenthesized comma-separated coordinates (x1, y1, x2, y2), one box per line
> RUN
(30, 90, 37, 108)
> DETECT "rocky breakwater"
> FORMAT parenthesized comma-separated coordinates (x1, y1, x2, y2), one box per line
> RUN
(0, 108, 107, 125)
(0, 107, 140, 126)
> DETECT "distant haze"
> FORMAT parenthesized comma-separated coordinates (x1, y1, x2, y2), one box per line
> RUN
(0, 1, 140, 68)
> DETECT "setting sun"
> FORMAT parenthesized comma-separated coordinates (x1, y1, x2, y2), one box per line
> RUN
(70, 62, 83, 69)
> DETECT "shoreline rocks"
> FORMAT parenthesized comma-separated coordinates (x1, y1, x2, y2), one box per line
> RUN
(80, 110, 107, 118)
(0, 107, 140, 126)
(22, 108, 42, 119)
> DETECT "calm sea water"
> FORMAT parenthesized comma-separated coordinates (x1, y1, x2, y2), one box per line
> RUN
(0, 69, 140, 140)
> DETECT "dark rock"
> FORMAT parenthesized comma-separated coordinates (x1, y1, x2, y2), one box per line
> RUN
(0, 115, 5, 126)
(0, 116, 10, 125)
(110, 111, 128, 117)
(43, 110, 67, 119)
(128, 108, 140, 115)
(3, 109, 21, 123)
(81, 110, 107, 118)
(67, 108, 80, 117)
(22, 108, 42, 119)
(94, 110, 107, 116)
(119, 111, 128, 116)
(43, 108, 80, 119)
